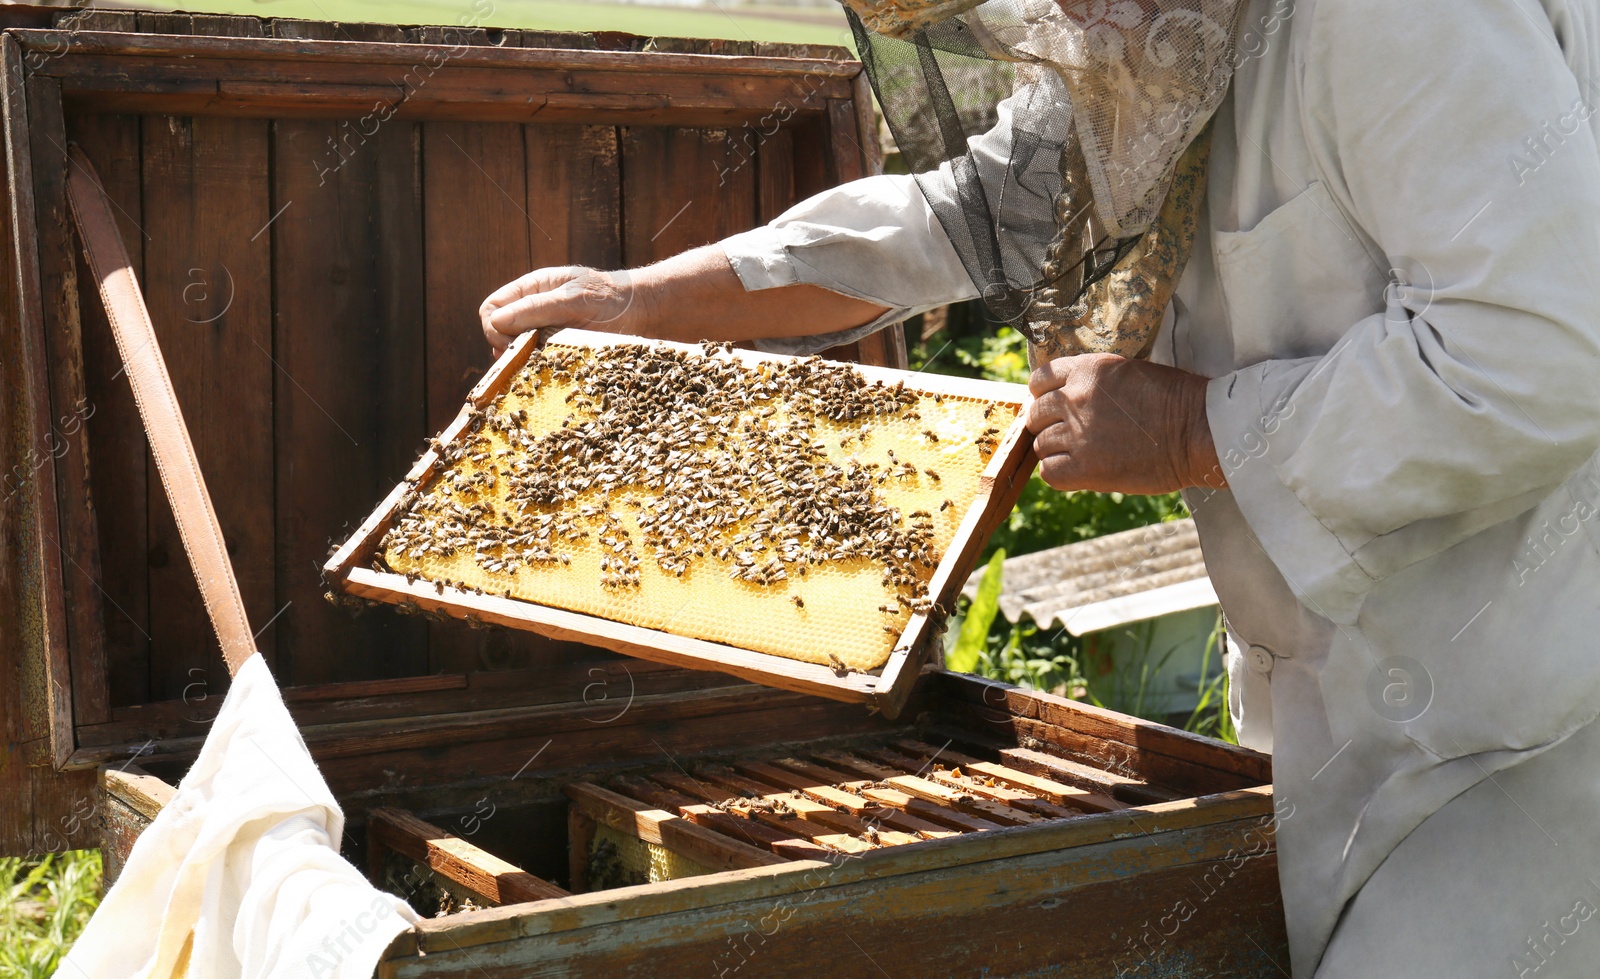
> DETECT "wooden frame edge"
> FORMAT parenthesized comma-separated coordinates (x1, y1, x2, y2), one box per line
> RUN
(368, 806, 569, 906)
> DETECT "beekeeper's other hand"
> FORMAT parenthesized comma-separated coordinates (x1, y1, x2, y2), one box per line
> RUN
(1026, 354, 1223, 496)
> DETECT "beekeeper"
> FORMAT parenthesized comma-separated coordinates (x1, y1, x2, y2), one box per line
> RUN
(480, 0, 1600, 975)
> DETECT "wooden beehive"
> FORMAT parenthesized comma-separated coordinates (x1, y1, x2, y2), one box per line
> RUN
(0, 8, 1290, 976)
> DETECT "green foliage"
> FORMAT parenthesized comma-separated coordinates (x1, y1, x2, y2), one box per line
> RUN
(1182, 615, 1237, 745)
(0, 851, 100, 978)
(947, 548, 1004, 674)
(969, 618, 1087, 698)
(985, 478, 1188, 563)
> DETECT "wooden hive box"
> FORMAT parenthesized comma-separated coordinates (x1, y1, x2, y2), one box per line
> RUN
(0, 8, 1291, 975)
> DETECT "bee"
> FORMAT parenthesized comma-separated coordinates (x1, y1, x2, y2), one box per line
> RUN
(922, 429, 939, 443)
(827, 653, 850, 676)
(940, 499, 954, 512)
(982, 403, 996, 419)
(791, 594, 805, 609)
(925, 468, 941, 482)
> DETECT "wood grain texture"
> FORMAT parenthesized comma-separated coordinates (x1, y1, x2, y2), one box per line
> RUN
(381, 790, 1285, 975)
(0, 35, 100, 851)
(3, 37, 76, 771)
(368, 806, 570, 905)
(28, 77, 112, 728)
(391, 824, 1286, 978)
(928, 671, 1272, 784)
(565, 783, 784, 874)
(421, 118, 542, 676)
(620, 126, 757, 266)
(139, 112, 275, 698)
(66, 111, 151, 710)
(271, 114, 429, 685)
(524, 124, 622, 272)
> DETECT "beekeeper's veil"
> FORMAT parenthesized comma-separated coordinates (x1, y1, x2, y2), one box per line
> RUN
(842, 0, 1247, 360)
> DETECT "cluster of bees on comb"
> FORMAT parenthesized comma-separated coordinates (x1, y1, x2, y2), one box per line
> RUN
(378, 341, 1004, 647)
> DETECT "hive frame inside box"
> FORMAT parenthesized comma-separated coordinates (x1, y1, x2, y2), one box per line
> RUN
(326, 328, 1037, 718)
(100, 672, 1288, 978)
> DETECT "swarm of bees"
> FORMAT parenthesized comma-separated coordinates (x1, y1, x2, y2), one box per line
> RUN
(376, 341, 1012, 668)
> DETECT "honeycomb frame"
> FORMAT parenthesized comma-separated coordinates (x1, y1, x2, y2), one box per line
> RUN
(326, 328, 1035, 718)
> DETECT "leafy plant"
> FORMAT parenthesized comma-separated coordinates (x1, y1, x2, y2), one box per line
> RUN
(947, 548, 1004, 674)
(1182, 614, 1237, 744)
(0, 851, 101, 978)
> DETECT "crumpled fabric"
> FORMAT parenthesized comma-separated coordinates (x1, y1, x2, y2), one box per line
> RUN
(57, 654, 419, 979)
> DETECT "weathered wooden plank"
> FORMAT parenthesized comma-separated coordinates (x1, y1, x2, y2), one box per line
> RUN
(835, 748, 1044, 827)
(389, 823, 1286, 978)
(384, 793, 1281, 964)
(74, 659, 740, 747)
(2, 36, 76, 770)
(646, 770, 871, 855)
(996, 744, 1187, 805)
(732, 759, 957, 840)
(187, 13, 265, 39)
(368, 807, 569, 905)
(607, 775, 836, 863)
(941, 700, 1258, 798)
(270, 113, 430, 685)
(139, 112, 275, 697)
(768, 756, 1004, 833)
(524, 123, 622, 273)
(620, 126, 757, 266)
(694, 765, 921, 846)
(65, 110, 151, 711)
(566, 802, 596, 894)
(16, 32, 858, 78)
(0, 36, 99, 849)
(28, 77, 111, 728)
(916, 721, 1187, 804)
(929, 670, 1273, 783)
(564, 783, 785, 874)
(100, 762, 175, 886)
(421, 119, 534, 676)
(887, 738, 1126, 813)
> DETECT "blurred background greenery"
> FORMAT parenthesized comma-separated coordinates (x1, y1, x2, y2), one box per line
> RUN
(135, 0, 857, 46)
(0, 853, 100, 979)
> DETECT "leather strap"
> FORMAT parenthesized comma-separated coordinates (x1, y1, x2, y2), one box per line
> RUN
(65, 145, 258, 676)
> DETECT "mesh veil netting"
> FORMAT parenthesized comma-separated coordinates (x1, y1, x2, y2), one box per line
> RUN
(845, 0, 1246, 348)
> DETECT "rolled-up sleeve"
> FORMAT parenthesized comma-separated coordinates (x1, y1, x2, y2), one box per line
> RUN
(721, 172, 977, 354)
(1209, 0, 1600, 623)
(722, 79, 1066, 355)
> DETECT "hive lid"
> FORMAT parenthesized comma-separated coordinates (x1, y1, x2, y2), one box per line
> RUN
(324, 329, 1035, 718)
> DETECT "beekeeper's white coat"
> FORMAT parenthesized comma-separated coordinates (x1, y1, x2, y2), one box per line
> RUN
(722, 0, 1600, 974)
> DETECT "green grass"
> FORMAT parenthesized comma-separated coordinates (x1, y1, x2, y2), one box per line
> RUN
(145, 0, 856, 46)
(0, 852, 101, 979)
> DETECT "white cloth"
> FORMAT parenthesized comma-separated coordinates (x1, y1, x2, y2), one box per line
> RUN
(60, 654, 419, 979)
(721, 1, 1600, 975)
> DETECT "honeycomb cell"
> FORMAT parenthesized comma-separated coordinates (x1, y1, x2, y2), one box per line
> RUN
(380, 342, 1019, 673)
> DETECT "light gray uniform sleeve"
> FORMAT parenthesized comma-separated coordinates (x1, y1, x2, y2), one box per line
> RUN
(721, 84, 1063, 355)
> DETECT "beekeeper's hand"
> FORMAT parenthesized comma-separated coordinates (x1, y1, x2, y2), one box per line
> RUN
(481, 245, 889, 353)
(1026, 354, 1224, 495)
(480, 266, 638, 353)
